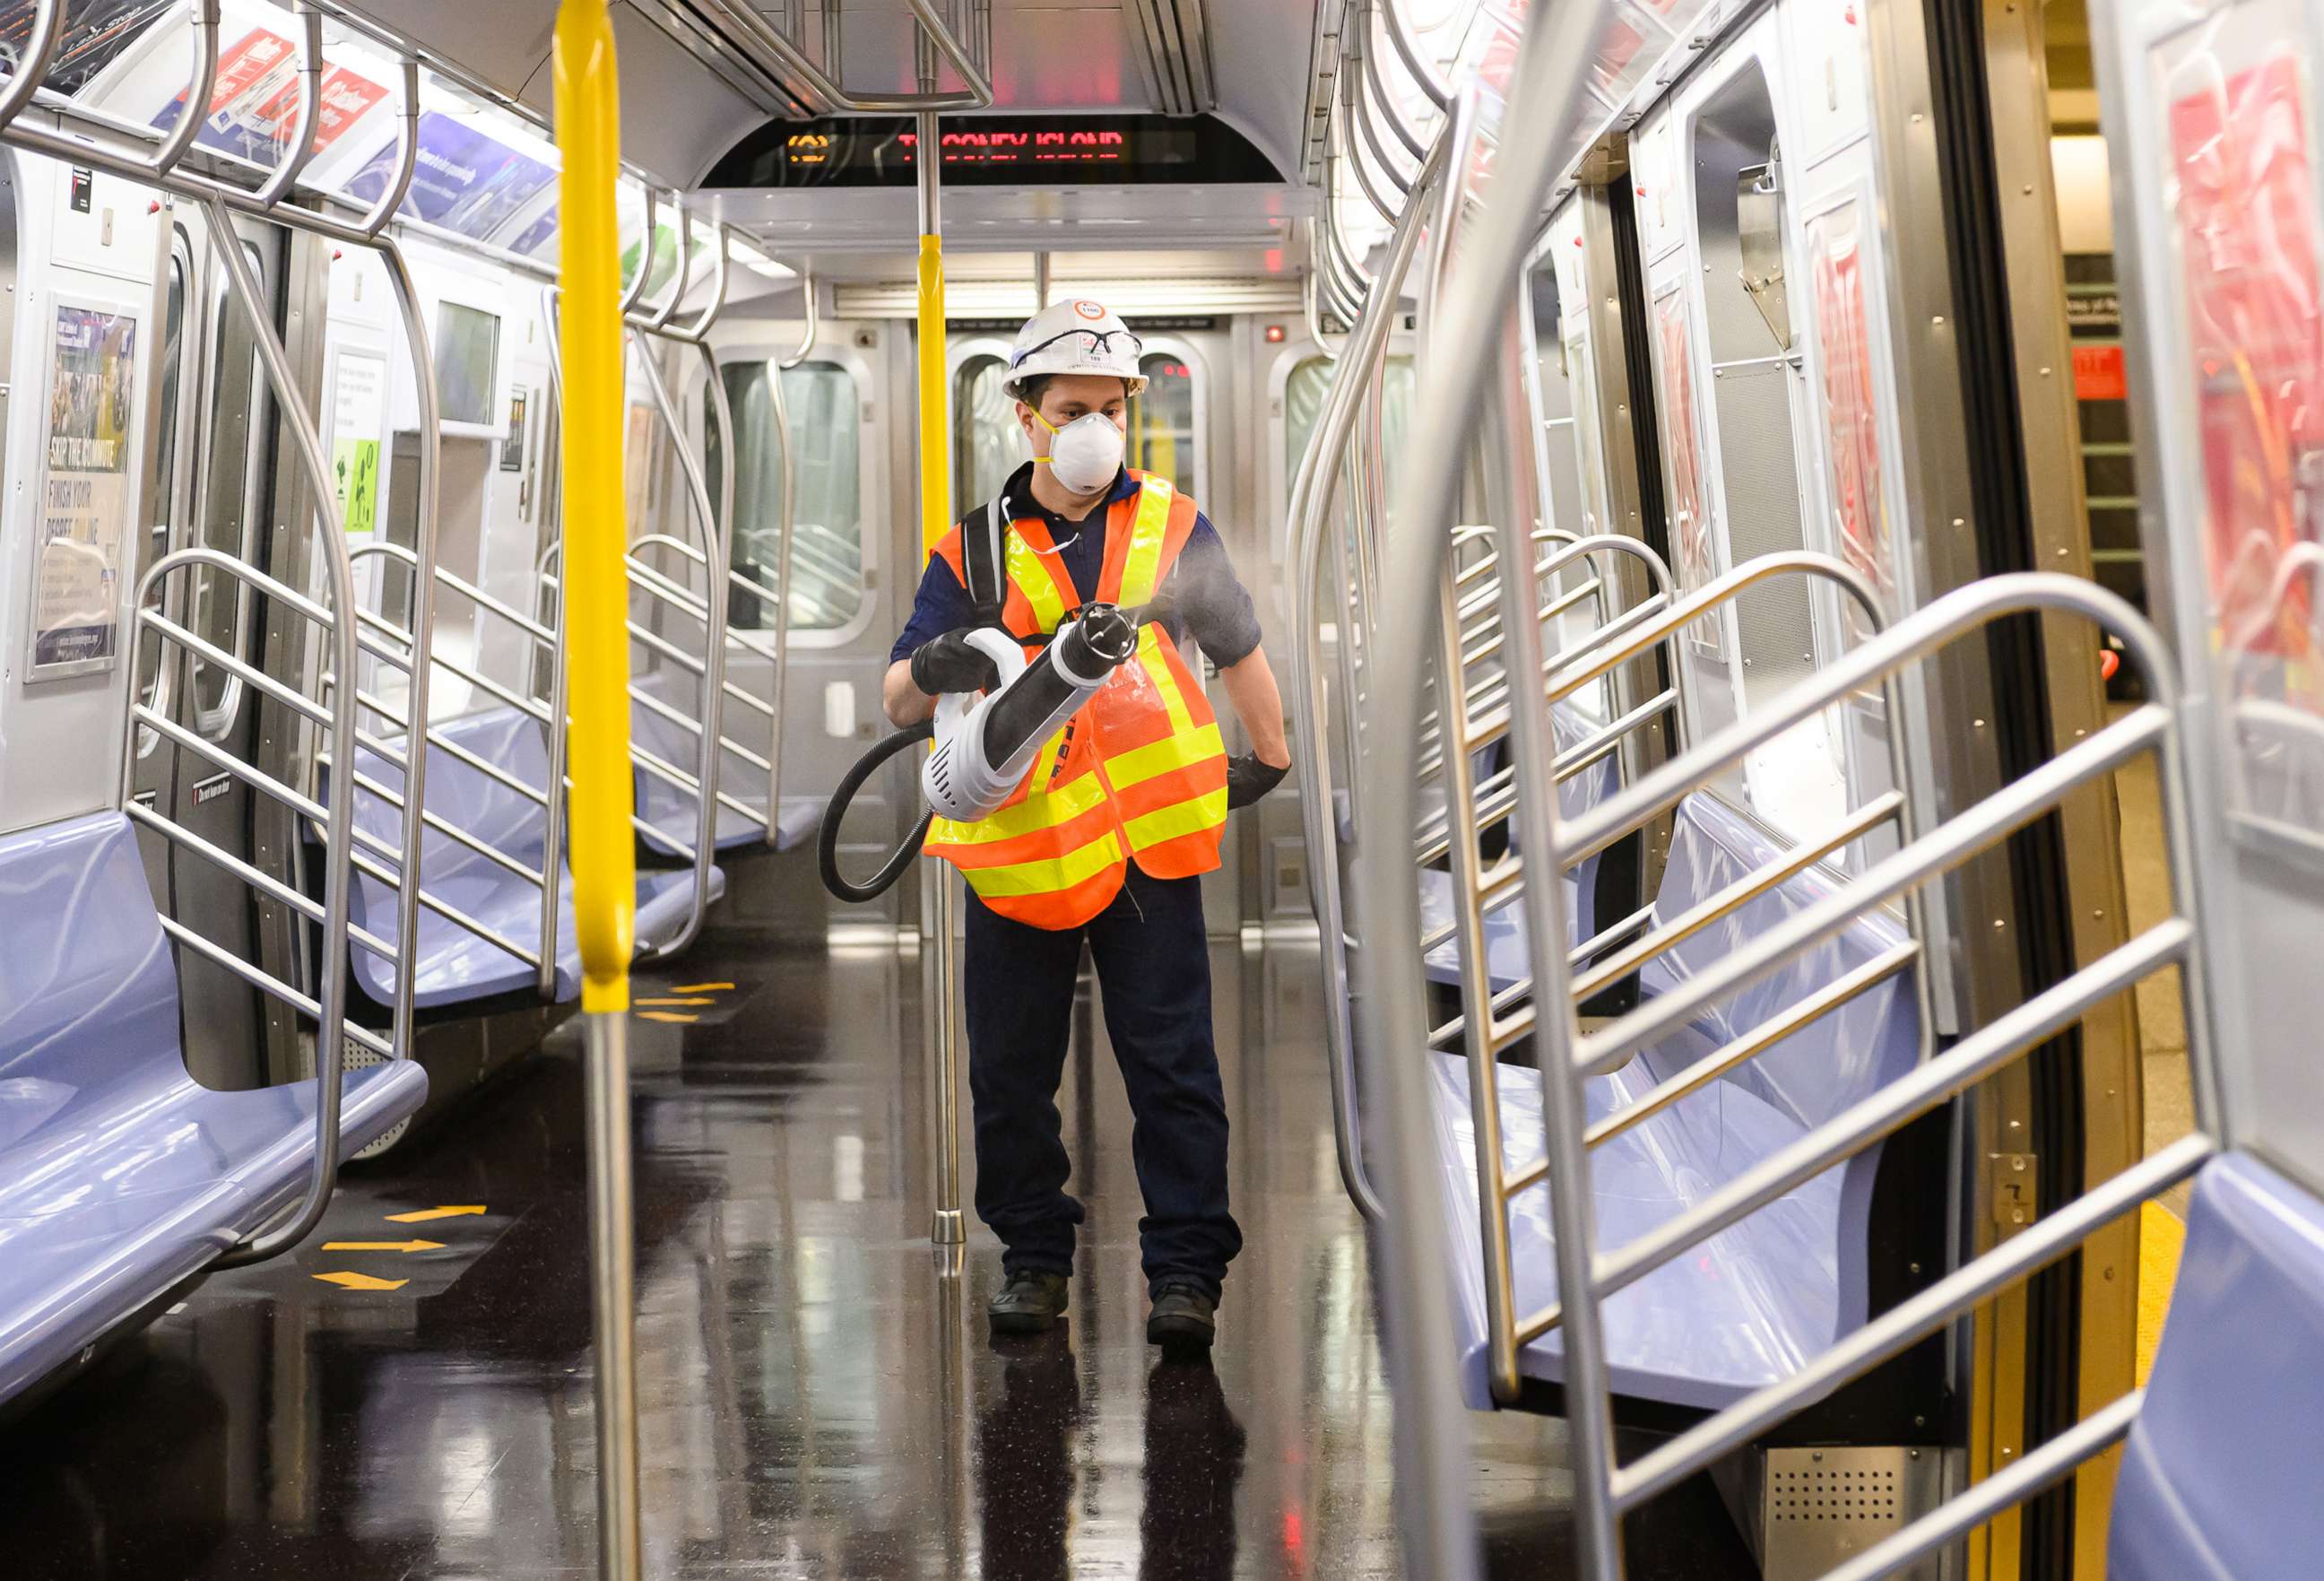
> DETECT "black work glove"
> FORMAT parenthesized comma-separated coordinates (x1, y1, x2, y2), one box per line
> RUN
(1226, 752, 1289, 810)
(910, 628, 1002, 696)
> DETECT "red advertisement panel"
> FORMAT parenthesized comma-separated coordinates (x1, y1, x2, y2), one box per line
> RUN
(150, 27, 388, 166)
(1656, 286, 1722, 655)
(2169, 51, 2324, 670)
(1808, 208, 1895, 641)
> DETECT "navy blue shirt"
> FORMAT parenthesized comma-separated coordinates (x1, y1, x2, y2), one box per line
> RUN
(891, 464, 1262, 669)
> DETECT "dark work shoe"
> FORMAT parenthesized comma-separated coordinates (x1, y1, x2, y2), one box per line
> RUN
(1146, 1282, 1218, 1349)
(988, 1270, 1070, 1334)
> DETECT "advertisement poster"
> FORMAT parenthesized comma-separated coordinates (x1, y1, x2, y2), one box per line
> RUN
(2167, 49, 2324, 680)
(0, 1, 170, 98)
(149, 26, 388, 167)
(329, 351, 386, 535)
(30, 304, 137, 676)
(343, 112, 555, 242)
(501, 389, 528, 473)
(1655, 285, 1724, 656)
(1808, 204, 1895, 644)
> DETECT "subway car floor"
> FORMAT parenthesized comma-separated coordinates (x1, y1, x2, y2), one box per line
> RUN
(3, 917, 1755, 1580)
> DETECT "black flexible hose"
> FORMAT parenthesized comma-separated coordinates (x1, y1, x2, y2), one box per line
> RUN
(818, 599, 1169, 905)
(818, 718, 934, 903)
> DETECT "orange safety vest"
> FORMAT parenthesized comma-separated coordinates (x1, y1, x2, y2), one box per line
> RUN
(921, 472, 1229, 929)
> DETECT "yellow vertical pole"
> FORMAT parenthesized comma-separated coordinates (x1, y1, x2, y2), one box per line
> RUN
(553, 5, 642, 1577)
(916, 107, 966, 1250)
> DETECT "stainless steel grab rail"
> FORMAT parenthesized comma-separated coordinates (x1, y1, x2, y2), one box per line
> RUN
(1348, 4, 1632, 1567)
(697, 0, 993, 112)
(1376, 0, 1452, 110)
(254, 5, 324, 208)
(1283, 124, 1449, 1229)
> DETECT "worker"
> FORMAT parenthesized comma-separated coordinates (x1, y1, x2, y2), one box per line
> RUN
(884, 299, 1293, 1349)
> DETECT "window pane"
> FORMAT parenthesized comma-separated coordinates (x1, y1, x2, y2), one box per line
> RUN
(1130, 352, 1198, 498)
(434, 302, 499, 426)
(193, 250, 263, 724)
(715, 360, 864, 633)
(136, 250, 186, 738)
(953, 353, 1020, 508)
(1283, 354, 1415, 517)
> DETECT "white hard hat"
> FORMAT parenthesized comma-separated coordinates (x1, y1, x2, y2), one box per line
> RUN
(1002, 298, 1148, 400)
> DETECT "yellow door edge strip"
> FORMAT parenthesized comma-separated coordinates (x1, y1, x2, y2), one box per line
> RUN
(2136, 1199, 2186, 1387)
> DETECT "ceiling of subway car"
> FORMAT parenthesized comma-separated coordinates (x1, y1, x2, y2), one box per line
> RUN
(319, 1, 1322, 199)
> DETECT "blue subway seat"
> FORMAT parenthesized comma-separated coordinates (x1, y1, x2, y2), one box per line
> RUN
(329, 706, 724, 1011)
(1418, 708, 1619, 991)
(631, 668, 819, 856)
(1426, 792, 1920, 1410)
(0, 812, 425, 1412)
(2111, 1153, 2324, 1581)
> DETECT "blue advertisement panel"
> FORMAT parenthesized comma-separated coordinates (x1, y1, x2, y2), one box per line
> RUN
(343, 111, 555, 240)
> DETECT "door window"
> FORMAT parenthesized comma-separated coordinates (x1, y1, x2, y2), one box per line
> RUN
(135, 243, 191, 756)
(711, 360, 865, 634)
(191, 239, 269, 739)
(1129, 351, 1200, 498)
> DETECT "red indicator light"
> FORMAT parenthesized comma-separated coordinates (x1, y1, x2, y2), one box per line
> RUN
(1264, 324, 1286, 343)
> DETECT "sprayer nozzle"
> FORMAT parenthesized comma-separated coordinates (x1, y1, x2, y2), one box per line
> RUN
(1069, 603, 1139, 669)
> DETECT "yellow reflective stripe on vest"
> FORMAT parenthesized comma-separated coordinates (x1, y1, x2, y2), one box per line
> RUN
(963, 829, 1124, 897)
(1007, 529, 1073, 631)
(1104, 722, 1224, 791)
(1122, 787, 1227, 850)
(926, 769, 1104, 846)
(1136, 629, 1197, 734)
(1116, 476, 1175, 607)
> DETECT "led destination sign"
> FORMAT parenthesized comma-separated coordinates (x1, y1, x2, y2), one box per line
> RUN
(706, 114, 1280, 189)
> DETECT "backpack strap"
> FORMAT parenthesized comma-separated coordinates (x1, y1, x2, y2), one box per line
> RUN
(959, 495, 1008, 627)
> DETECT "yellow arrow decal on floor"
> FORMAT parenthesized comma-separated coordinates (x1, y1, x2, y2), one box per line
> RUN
(637, 996, 715, 1007)
(672, 982, 733, 994)
(313, 1271, 409, 1292)
(638, 1011, 698, 1024)
(385, 1205, 487, 1223)
(321, 1239, 446, 1254)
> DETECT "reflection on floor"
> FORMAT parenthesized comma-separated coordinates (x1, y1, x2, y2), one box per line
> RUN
(4, 922, 1750, 1579)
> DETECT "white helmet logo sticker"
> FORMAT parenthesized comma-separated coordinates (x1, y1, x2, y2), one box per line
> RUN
(1072, 300, 1106, 321)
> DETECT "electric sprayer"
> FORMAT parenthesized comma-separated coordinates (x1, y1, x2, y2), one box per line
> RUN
(818, 601, 1163, 902)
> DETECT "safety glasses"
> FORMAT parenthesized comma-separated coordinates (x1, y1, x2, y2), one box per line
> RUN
(1010, 326, 1144, 367)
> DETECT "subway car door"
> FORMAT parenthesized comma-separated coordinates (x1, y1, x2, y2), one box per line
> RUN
(161, 207, 289, 1090)
(709, 317, 895, 920)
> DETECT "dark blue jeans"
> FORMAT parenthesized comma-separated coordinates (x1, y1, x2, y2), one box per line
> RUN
(963, 864, 1242, 1300)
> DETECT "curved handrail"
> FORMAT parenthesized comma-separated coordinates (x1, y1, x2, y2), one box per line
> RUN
(618, 187, 656, 316)
(1509, 578, 2216, 1347)
(1302, 256, 1347, 360)
(757, 352, 797, 841)
(198, 195, 364, 1268)
(678, 223, 733, 343)
(151, 2, 222, 181)
(699, 0, 993, 111)
(777, 265, 819, 368)
(1348, 4, 1618, 1567)
(254, 4, 324, 208)
(630, 332, 730, 953)
(1376, 0, 1452, 110)
(369, 234, 447, 1035)
(1284, 123, 1449, 1229)
(360, 58, 421, 237)
(644, 204, 692, 332)
(1359, 4, 1428, 167)
(1338, 78, 1403, 225)
(0, 0, 62, 137)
